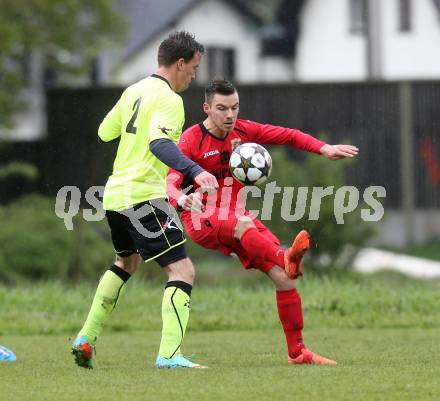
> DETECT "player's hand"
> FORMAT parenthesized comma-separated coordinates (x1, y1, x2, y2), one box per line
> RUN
(178, 192, 204, 213)
(194, 170, 219, 192)
(320, 144, 359, 160)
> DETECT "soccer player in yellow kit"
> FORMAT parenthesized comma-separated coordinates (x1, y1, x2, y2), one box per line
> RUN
(71, 31, 218, 369)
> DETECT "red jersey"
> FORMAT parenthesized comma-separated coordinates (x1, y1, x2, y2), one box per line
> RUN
(166, 119, 325, 216)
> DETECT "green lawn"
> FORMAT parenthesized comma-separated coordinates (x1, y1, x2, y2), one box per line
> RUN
(1, 329, 439, 401)
(382, 240, 440, 261)
(1, 272, 439, 401)
(404, 241, 440, 261)
(1, 271, 439, 336)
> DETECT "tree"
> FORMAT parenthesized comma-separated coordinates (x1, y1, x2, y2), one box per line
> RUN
(0, 0, 125, 127)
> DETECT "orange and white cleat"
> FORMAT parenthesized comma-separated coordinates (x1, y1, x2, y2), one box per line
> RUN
(284, 230, 311, 279)
(288, 348, 337, 365)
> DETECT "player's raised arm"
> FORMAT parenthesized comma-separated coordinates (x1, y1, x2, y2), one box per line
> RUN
(246, 121, 358, 160)
(246, 120, 325, 154)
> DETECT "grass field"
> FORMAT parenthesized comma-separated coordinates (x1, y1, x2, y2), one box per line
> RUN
(1, 269, 439, 401)
(1, 329, 439, 401)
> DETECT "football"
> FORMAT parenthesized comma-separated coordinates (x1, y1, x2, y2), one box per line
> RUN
(229, 143, 272, 186)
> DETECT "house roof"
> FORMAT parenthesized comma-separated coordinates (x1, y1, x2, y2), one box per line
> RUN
(118, 0, 263, 61)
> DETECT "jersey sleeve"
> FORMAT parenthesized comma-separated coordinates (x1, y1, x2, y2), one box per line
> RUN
(166, 132, 193, 209)
(98, 98, 122, 142)
(149, 94, 184, 144)
(242, 120, 326, 154)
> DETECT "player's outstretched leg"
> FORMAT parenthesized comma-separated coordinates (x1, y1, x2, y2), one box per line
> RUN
(236, 217, 286, 268)
(71, 264, 132, 369)
(269, 266, 337, 366)
(284, 230, 311, 279)
(236, 218, 310, 277)
(276, 286, 337, 365)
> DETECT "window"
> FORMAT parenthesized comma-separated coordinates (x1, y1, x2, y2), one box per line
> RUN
(196, 47, 235, 83)
(350, 0, 367, 35)
(399, 0, 411, 31)
(434, 0, 440, 19)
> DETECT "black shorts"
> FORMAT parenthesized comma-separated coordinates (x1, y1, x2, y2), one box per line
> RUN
(105, 199, 187, 267)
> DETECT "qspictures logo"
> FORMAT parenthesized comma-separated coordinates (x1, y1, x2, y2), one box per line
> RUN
(54, 178, 386, 237)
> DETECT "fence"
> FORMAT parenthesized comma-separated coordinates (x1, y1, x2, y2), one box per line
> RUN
(2, 81, 440, 212)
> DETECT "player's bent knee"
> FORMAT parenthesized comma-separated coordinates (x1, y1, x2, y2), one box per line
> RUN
(267, 266, 296, 291)
(180, 262, 195, 283)
(115, 253, 141, 274)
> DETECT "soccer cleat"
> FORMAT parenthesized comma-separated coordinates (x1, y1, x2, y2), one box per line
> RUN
(71, 336, 95, 369)
(156, 354, 208, 369)
(284, 229, 311, 279)
(0, 345, 17, 362)
(288, 348, 337, 365)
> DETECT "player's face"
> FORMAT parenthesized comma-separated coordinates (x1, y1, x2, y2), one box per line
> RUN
(175, 52, 202, 92)
(204, 92, 239, 134)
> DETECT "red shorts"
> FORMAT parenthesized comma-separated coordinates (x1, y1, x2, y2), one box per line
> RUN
(181, 209, 280, 273)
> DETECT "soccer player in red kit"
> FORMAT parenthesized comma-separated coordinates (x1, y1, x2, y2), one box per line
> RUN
(166, 78, 358, 365)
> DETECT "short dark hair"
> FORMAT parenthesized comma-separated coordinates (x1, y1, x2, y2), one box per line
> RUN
(157, 31, 204, 67)
(205, 78, 237, 104)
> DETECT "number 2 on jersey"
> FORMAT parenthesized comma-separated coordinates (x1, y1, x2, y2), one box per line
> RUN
(126, 97, 141, 134)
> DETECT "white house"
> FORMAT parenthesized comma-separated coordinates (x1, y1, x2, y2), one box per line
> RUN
(112, 0, 440, 85)
(5, 0, 440, 140)
(296, 0, 440, 81)
(110, 0, 279, 85)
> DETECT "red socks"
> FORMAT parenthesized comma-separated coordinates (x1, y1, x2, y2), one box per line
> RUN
(240, 228, 305, 358)
(276, 288, 305, 358)
(240, 227, 285, 268)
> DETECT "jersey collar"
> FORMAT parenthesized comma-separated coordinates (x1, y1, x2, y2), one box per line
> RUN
(151, 74, 172, 90)
(199, 122, 229, 141)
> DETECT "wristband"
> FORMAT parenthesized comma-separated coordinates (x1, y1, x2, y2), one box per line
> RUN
(177, 195, 187, 207)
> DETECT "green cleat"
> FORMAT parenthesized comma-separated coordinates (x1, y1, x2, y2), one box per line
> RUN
(156, 354, 208, 369)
